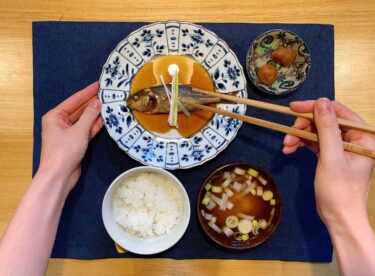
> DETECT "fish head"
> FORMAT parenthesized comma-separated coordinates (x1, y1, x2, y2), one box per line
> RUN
(126, 90, 157, 113)
(126, 93, 145, 111)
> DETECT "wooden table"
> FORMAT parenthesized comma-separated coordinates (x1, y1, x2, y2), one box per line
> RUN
(1, 0, 374, 275)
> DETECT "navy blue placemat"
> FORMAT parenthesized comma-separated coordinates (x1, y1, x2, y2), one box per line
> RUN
(32, 21, 334, 262)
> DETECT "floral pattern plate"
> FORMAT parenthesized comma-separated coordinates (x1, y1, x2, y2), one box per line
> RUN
(246, 29, 310, 95)
(99, 21, 247, 170)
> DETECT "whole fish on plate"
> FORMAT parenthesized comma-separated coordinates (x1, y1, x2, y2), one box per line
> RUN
(126, 85, 221, 114)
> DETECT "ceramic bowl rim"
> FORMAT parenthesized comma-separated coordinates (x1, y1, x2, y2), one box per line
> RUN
(246, 28, 311, 95)
(102, 166, 191, 255)
(196, 162, 283, 250)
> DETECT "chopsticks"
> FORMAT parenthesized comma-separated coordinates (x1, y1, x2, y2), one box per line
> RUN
(192, 88, 375, 134)
(186, 90, 375, 159)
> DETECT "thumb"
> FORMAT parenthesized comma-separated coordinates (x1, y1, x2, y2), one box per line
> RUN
(314, 98, 345, 161)
(75, 100, 101, 134)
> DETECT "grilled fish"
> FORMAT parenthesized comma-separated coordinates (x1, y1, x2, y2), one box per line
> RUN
(126, 85, 221, 114)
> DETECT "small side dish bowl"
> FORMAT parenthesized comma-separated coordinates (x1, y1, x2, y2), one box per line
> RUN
(246, 29, 310, 95)
(197, 162, 282, 250)
(102, 166, 190, 255)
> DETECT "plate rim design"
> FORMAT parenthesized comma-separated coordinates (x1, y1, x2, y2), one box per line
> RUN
(99, 20, 248, 170)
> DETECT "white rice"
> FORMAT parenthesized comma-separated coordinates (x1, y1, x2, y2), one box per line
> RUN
(113, 172, 182, 239)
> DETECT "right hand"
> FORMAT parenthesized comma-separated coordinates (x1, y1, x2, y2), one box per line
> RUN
(282, 98, 375, 226)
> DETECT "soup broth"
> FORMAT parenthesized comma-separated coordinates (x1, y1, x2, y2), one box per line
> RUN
(199, 164, 280, 246)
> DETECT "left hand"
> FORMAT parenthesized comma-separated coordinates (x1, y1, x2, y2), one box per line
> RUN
(38, 82, 103, 193)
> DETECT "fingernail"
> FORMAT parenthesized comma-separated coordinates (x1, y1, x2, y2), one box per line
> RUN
(284, 134, 292, 144)
(90, 100, 101, 110)
(316, 98, 332, 115)
(289, 101, 298, 107)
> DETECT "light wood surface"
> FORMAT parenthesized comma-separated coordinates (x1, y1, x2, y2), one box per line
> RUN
(0, 0, 374, 275)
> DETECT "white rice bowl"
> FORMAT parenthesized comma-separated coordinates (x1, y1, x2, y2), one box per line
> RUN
(113, 172, 182, 238)
(102, 166, 190, 255)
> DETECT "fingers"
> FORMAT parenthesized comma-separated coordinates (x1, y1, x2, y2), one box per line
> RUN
(282, 117, 318, 154)
(330, 102, 374, 153)
(285, 99, 369, 159)
(282, 141, 304, 154)
(284, 118, 311, 144)
(283, 138, 319, 155)
(282, 117, 307, 155)
(74, 100, 102, 135)
(283, 117, 311, 146)
(56, 82, 99, 114)
(283, 133, 301, 148)
(291, 100, 366, 124)
(313, 98, 346, 161)
(289, 100, 316, 113)
(90, 117, 104, 139)
(331, 101, 365, 123)
(69, 96, 98, 123)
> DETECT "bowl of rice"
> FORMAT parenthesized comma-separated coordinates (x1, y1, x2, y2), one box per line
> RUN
(102, 166, 190, 255)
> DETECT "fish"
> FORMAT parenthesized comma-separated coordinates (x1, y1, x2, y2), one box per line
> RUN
(126, 84, 221, 114)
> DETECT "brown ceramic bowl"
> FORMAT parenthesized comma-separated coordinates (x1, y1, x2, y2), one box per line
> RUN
(197, 162, 282, 250)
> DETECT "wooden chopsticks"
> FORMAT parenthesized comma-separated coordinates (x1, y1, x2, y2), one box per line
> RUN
(186, 89, 375, 159)
(192, 88, 375, 134)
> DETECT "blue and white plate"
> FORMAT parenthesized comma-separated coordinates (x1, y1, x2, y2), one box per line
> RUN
(99, 21, 247, 170)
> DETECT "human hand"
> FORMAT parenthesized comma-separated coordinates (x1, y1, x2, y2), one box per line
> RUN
(38, 82, 103, 194)
(282, 98, 375, 226)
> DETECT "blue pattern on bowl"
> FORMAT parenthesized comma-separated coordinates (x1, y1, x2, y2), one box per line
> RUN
(99, 21, 248, 170)
(127, 23, 168, 62)
(246, 29, 310, 95)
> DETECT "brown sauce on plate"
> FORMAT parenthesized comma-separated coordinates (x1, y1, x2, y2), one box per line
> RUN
(130, 55, 215, 137)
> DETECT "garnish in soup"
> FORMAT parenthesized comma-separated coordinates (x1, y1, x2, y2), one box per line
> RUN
(200, 165, 277, 242)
